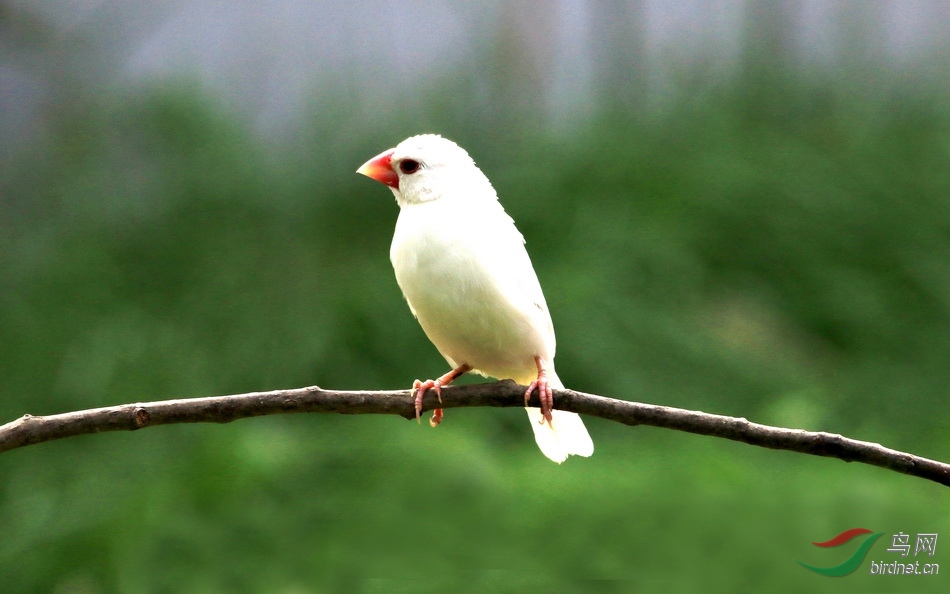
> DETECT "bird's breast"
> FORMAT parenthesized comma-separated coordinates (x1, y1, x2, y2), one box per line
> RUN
(389, 202, 553, 382)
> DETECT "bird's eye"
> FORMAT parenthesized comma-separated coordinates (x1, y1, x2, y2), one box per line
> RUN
(399, 159, 420, 174)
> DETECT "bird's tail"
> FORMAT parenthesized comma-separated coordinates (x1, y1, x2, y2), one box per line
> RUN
(525, 369, 594, 463)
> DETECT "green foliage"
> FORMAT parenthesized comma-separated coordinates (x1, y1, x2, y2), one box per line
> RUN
(2, 70, 949, 591)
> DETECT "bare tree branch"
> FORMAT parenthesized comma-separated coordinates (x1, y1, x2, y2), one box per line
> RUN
(1, 381, 947, 487)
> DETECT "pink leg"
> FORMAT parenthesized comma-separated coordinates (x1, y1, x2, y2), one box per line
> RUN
(524, 356, 554, 425)
(413, 364, 472, 427)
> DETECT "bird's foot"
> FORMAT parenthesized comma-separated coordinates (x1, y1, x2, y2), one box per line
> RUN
(412, 364, 472, 427)
(524, 357, 554, 425)
(413, 378, 445, 427)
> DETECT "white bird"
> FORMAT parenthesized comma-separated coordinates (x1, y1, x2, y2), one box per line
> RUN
(357, 134, 593, 463)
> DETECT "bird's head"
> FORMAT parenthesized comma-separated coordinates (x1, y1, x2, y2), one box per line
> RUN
(357, 134, 496, 207)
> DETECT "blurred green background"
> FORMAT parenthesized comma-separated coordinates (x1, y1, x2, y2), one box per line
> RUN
(2, 2, 948, 592)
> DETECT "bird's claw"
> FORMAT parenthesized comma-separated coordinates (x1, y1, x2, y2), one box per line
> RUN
(413, 378, 444, 427)
(410, 364, 471, 428)
(525, 368, 554, 426)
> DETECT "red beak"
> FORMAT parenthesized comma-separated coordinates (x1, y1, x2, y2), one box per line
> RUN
(356, 148, 399, 189)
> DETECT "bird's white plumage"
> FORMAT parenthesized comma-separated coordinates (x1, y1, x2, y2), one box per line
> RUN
(368, 134, 593, 463)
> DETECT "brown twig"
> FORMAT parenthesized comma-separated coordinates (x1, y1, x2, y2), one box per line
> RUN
(1, 381, 947, 487)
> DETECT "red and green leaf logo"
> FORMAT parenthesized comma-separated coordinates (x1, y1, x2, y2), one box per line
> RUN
(798, 528, 885, 577)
